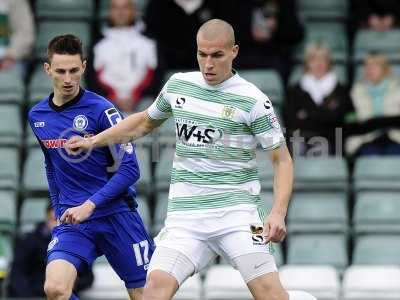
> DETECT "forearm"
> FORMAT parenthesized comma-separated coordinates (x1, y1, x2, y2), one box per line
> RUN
(92, 110, 158, 147)
(271, 146, 293, 216)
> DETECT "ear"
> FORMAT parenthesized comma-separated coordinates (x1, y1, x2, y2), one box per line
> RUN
(232, 44, 239, 60)
(82, 59, 87, 73)
(44, 62, 51, 76)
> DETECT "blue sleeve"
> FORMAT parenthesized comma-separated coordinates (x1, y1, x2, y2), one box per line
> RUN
(89, 107, 140, 207)
(28, 113, 60, 212)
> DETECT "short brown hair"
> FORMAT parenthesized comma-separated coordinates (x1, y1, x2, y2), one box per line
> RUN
(47, 34, 84, 62)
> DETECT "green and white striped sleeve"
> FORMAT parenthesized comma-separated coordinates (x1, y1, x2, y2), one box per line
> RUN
(147, 84, 172, 120)
(249, 96, 284, 150)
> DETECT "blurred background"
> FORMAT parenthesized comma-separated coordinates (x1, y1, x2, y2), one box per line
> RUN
(1, 0, 400, 299)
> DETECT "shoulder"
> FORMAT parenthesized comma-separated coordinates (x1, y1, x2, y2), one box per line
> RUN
(28, 97, 51, 120)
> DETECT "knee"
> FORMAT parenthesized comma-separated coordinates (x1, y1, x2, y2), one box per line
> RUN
(44, 279, 71, 300)
(255, 281, 288, 300)
(143, 271, 178, 298)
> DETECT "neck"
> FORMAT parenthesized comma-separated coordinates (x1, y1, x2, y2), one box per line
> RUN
(53, 87, 80, 106)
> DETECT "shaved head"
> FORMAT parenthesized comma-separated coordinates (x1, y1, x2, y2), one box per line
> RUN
(197, 19, 235, 47)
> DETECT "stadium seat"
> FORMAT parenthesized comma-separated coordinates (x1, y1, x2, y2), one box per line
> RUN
(28, 64, 53, 105)
(287, 193, 348, 233)
(0, 67, 24, 104)
(26, 122, 39, 147)
(135, 196, 151, 233)
(298, 0, 348, 21)
(23, 148, 48, 194)
(35, 21, 91, 60)
(0, 105, 22, 147)
(81, 262, 127, 299)
(289, 64, 348, 86)
(0, 147, 19, 190)
(280, 265, 340, 300)
(134, 145, 151, 192)
(0, 191, 16, 233)
(239, 69, 284, 108)
(204, 265, 252, 300)
(35, 0, 94, 20)
(353, 29, 400, 62)
(354, 192, 400, 234)
(174, 274, 202, 300)
(353, 235, 400, 265)
(287, 234, 348, 271)
(294, 23, 348, 63)
(353, 156, 400, 191)
(256, 149, 274, 190)
(154, 146, 175, 190)
(294, 157, 348, 191)
(20, 197, 49, 233)
(342, 265, 400, 300)
(155, 117, 176, 143)
(153, 191, 168, 235)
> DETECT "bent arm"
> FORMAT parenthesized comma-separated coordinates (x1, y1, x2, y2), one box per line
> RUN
(92, 110, 164, 148)
(269, 144, 293, 217)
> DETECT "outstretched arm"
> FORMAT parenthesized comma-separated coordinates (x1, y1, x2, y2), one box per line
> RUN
(66, 110, 164, 153)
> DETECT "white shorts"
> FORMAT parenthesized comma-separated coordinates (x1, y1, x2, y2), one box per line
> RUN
(149, 207, 277, 284)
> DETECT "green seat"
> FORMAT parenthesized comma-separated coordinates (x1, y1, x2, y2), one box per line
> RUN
(35, 0, 94, 20)
(136, 196, 152, 233)
(295, 23, 348, 63)
(35, 21, 91, 60)
(354, 192, 400, 234)
(0, 68, 24, 104)
(353, 30, 400, 62)
(353, 156, 400, 191)
(288, 193, 348, 233)
(294, 157, 348, 191)
(289, 64, 348, 86)
(298, 0, 348, 21)
(0, 105, 22, 147)
(23, 148, 48, 194)
(26, 122, 39, 147)
(153, 191, 168, 235)
(155, 117, 175, 143)
(256, 149, 274, 190)
(154, 146, 175, 190)
(0, 148, 19, 190)
(287, 233, 348, 270)
(0, 191, 16, 232)
(20, 197, 49, 233)
(353, 235, 400, 265)
(239, 69, 284, 107)
(134, 145, 151, 193)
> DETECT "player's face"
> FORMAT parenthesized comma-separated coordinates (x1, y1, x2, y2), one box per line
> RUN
(45, 54, 86, 99)
(197, 35, 238, 85)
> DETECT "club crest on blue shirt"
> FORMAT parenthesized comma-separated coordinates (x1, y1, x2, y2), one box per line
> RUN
(73, 115, 89, 131)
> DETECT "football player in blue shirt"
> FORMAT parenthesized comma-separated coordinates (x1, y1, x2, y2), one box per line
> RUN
(28, 34, 154, 300)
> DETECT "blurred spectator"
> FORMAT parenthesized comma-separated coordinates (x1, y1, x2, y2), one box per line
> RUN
(218, 0, 303, 81)
(0, 0, 34, 72)
(7, 205, 94, 298)
(144, 0, 218, 70)
(284, 43, 351, 156)
(352, 0, 400, 31)
(347, 53, 400, 156)
(94, 0, 157, 112)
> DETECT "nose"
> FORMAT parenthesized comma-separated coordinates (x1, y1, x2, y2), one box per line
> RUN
(64, 72, 71, 84)
(205, 56, 214, 70)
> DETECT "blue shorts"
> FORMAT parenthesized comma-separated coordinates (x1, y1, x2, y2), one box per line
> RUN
(47, 210, 154, 289)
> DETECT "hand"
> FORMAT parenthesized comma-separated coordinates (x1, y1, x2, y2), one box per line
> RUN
(60, 200, 96, 224)
(0, 56, 16, 70)
(65, 135, 93, 155)
(263, 211, 286, 243)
